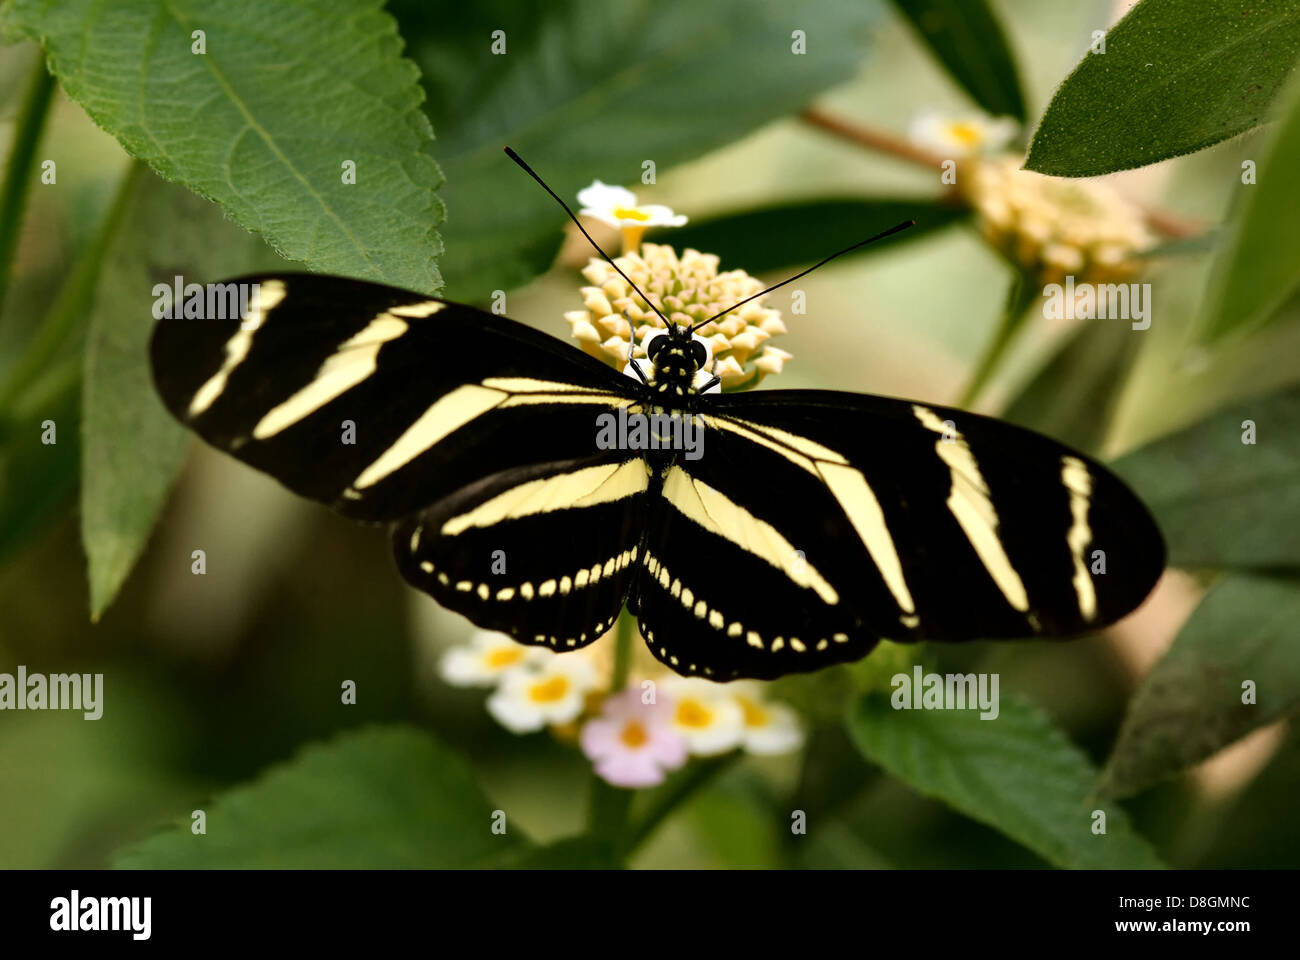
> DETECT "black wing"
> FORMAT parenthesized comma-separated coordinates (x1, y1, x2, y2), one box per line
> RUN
(392, 451, 650, 651)
(633, 390, 1165, 680)
(150, 272, 640, 522)
(151, 273, 648, 648)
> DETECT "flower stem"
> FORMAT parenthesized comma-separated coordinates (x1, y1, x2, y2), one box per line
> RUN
(587, 778, 634, 861)
(585, 608, 638, 860)
(625, 753, 739, 855)
(0, 160, 143, 414)
(609, 605, 635, 691)
(801, 107, 947, 169)
(956, 269, 1038, 409)
(0, 55, 57, 324)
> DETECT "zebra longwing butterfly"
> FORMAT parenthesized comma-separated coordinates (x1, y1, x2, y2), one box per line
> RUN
(149, 150, 1164, 681)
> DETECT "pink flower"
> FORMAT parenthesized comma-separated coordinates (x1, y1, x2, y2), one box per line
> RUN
(580, 688, 687, 789)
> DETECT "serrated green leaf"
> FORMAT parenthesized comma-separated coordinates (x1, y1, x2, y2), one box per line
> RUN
(887, 0, 1026, 122)
(847, 694, 1164, 868)
(1025, 0, 1300, 177)
(1099, 574, 1300, 798)
(5, 0, 443, 292)
(664, 198, 968, 277)
(1111, 385, 1300, 568)
(394, 0, 883, 298)
(114, 726, 521, 868)
(1196, 69, 1300, 344)
(81, 170, 285, 620)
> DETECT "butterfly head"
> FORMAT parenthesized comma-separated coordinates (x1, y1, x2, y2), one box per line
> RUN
(627, 325, 718, 397)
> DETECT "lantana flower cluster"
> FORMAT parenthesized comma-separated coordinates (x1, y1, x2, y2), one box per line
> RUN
(908, 109, 1154, 285)
(964, 155, 1154, 285)
(440, 628, 804, 788)
(565, 184, 791, 390)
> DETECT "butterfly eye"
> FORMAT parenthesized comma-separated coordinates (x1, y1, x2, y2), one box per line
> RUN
(690, 333, 713, 369)
(644, 329, 669, 361)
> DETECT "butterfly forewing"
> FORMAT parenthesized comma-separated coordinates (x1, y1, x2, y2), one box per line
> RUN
(150, 273, 639, 522)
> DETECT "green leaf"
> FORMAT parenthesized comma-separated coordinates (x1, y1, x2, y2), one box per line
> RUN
(1196, 69, 1300, 344)
(1025, 0, 1300, 177)
(847, 694, 1164, 868)
(5, 0, 443, 292)
(0, 162, 145, 568)
(394, 0, 882, 298)
(1001, 319, 1141, 455)
(665, 198, 968, 277)
(81, 170, 284, 619)
(1099, 574, 1300, 798)
(0, 358, 79, 565)
(114, 726, 520, 868)
(1111, 385, 1300, 569)
(887, 0, 1026, 122)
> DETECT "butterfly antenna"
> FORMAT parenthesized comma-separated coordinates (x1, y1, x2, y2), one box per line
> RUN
(687, 220, 916, 334)
(504, 147, 673, 329)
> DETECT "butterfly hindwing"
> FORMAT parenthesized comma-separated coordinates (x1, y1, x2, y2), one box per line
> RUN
(392, 453, 650, 651)
(635, 389, 1165, 680)
(634, 459, 874, 681)
(150, 273, 638, 522)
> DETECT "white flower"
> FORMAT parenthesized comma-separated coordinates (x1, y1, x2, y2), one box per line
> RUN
(661, 677, 745, 756)
(909, 110, 1019, 157)
(578, 181, 687, 255)
(577, 181, 687, 231)
(486, 655, 600, 733)
(725, 681, 805, 755)
(439, 630, 549, 688)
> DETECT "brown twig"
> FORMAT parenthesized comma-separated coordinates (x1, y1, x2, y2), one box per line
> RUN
(801, 107, 947, 169)
(799, 107, 1208, 240)
(1138, 204, 1205, 239)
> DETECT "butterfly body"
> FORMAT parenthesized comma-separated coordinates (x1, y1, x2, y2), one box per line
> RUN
(151, 272, 1164, 681)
